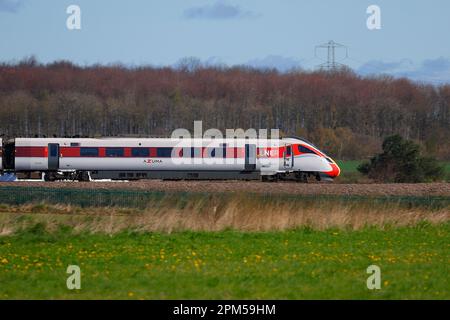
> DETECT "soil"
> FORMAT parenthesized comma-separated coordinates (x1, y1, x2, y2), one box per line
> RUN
(0, 181, 449, 196)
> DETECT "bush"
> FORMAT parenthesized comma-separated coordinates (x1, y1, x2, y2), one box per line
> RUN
(358, 135, 444, 182)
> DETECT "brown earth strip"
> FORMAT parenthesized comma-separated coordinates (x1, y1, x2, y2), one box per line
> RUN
(0, 181, 449, 196)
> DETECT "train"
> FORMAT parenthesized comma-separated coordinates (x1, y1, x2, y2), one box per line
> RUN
(0, 136, 340, 182)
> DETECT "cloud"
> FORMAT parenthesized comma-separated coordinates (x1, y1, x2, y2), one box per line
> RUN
(420, 57, 450, 74)
(183, 2, 258, 20)
(407, 57, 450, 84)
(357, 57, 450, 84)
(358, 59, 416, 75)
(0, 0, 25, 13)
(246, 55, 302, 72)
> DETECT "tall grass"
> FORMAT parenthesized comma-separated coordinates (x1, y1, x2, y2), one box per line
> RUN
(0, 193, 448, 234)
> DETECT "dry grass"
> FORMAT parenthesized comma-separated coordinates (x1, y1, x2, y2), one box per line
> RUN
(0, 194, 448, 234)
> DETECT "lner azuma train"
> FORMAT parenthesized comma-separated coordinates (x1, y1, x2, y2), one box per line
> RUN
(0, 136, 340, 182)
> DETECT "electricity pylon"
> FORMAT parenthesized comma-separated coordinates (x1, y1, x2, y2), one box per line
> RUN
(315, 40, 348, 71)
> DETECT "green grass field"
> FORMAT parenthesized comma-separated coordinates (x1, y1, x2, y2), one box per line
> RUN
(0, 187, 448, 299)
(0, 223, 449, 299)
(336, 160, 362, 173)
(335, 161, 366, 183)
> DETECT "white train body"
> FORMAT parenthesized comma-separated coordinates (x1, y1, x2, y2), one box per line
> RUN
(2, 137, 340, 181)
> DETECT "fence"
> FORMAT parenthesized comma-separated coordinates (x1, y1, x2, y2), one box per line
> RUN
(0, 186, 448, 210)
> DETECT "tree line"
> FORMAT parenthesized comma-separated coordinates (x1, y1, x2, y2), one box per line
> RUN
(0, 58, 448, 160)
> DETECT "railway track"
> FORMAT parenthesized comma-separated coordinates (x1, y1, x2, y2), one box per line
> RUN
(0, 181, 448, 197)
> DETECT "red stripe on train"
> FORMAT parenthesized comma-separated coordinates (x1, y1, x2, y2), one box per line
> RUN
(15, 146, 252, 158)
(15, 146, 292, 158)
(15, 147, 47, 157)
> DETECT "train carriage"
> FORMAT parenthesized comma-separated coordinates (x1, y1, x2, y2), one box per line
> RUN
(0, 137, 340, 182)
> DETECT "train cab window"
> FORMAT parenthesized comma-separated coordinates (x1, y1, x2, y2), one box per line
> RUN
(298, 145, 316, 155)
(80, 147, 99, 157)
(106, 148, 124, 157)
(156, 147, 173, 157)
(131, 147, 150, 157)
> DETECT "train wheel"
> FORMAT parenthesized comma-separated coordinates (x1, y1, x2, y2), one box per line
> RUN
(43, 172, 56, 182)
(261, 174, 279, 182)
(77, 171, 90, 182)
(295, 172, 309, 183)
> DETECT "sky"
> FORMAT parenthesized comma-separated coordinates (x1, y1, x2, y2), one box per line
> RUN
(1, 0, 450, 83)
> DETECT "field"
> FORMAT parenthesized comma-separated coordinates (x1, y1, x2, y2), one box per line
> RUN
(0, 223, 448, 299)
(0, 182, 448, 300)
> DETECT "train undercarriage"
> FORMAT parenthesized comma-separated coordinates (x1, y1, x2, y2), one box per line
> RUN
(8, 169, 329, 183)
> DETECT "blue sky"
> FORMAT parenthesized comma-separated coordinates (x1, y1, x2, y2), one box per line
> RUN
(1, 0, 450, 83)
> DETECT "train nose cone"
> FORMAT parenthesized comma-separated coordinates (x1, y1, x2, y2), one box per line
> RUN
(328, 163, 341, 178)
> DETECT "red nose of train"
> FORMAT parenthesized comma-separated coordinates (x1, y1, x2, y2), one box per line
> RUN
(328, 163, 341, 178)
(324, 157, 341, 179)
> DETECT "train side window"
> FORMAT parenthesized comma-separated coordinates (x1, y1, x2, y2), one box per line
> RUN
(106, 148, 124, 157)
(213, 147, 224, 158)
(80, 147, 99, 157)
(190, 147, 203, 158)
(131, 148, 149, 157)
(298, 145, 316, 154)
(199, 147, 215, 158)
(156, 147, 173, 157)
(220, 144, 227, 158)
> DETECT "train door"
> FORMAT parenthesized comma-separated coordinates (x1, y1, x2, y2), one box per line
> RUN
(0, 138, 2, 171)
(3, 140, 15, 170)
(283, 144, 293, 169)
(244, 144, 256, 171)
(48, 143, 60, 170)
